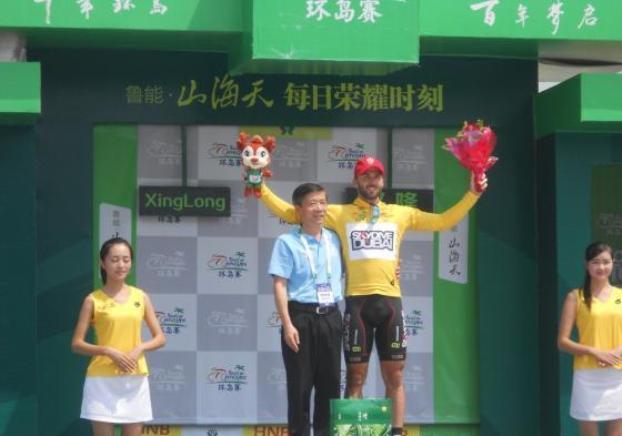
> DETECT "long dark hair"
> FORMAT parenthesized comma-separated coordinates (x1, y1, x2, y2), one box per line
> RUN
(99, 237, 133, 284)
(582, 241, 613, 309)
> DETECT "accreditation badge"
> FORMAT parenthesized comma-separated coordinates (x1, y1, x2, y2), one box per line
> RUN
(316, 283, 335, 305)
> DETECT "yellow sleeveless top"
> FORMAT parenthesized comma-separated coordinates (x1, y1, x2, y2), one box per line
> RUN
(574, 287, 622, 370)
(86, 286, 149, 377)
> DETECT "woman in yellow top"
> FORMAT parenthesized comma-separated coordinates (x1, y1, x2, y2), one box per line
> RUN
(71, 237, 166, 436)
(558, 242, 622, 436)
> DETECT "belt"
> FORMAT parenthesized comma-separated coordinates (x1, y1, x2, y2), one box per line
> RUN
(288, 301, 338, 315)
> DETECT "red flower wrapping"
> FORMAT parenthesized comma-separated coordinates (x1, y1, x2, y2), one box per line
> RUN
(443, 121, 498, 193)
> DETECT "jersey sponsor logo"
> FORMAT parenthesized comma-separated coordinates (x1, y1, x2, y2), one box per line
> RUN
(346, 222, 398, 261)
(350, 230, 394, 251)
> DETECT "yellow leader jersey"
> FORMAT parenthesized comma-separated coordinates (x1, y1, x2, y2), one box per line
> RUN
(86, 286, 149, 377)
(574, 287, 622, 370)
(260, 184, 479, 298)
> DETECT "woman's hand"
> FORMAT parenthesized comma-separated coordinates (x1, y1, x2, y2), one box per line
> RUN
(593, 349, 622, 367)
(107, 347, 137, 373)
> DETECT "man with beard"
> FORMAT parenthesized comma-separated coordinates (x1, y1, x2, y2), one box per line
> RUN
(259, 156, 486, 436)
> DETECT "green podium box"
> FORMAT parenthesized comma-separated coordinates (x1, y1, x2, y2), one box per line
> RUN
(330, 398, 392, 436)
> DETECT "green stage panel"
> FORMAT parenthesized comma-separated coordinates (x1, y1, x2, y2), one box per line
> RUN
(0, 63, 40, 125)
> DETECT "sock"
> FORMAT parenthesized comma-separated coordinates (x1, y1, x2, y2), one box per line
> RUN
(391, 427, 403, 436)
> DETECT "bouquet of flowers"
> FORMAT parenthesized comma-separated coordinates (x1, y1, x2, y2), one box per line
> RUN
(444, 120, 498, 193)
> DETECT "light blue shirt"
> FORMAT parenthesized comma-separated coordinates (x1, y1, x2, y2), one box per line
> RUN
(268, 227, 343, 304)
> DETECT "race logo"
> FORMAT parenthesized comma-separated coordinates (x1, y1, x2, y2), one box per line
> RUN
(350, 230, 394, 251)
(266, 367, 287, 387)
(326, 143, 366, 169)
(146, 250, 188, 278)
(146, 139, 181, 165)
(401, 254, 424, 282)
(219, 197, 248, 226)
(207, 364, 248, 392)
(151, 364, 186, 392)
(394, 144, 428, 172)
(404, 309, 424, 337)
(266, 311, 282, 329)
(156, 307, 187, 335)
(347, 222, 398, 261)
(207, 308, 248, 335)
(273, 140, 308, 169)
(207, 251, 248, 279)
(403, 364, 425, 393)
(207, 142, 242, 168)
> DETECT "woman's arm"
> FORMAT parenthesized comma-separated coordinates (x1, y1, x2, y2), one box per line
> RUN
(70, 296, 107, 356)
(133, 292, 167, 355)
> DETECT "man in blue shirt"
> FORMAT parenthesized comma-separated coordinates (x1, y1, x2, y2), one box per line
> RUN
(268, 182, 344, 436)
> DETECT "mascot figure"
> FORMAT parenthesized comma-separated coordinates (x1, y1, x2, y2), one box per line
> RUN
(237, 132, 277, 198)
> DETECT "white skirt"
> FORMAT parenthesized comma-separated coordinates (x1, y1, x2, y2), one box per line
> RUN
(570, 368, 622, 421)
(81, 375, 153, 423)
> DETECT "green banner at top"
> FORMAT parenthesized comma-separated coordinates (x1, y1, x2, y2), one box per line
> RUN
(251, 0, 419, 65)
(421, 0, 622, 40)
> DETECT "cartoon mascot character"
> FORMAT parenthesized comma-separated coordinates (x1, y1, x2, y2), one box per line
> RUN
(237, 132, 277, 198)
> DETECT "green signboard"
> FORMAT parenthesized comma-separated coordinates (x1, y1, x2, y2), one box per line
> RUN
(421, 0, 622, 40)
(250, 0, 419, 65)
(138, 186, 231, 216)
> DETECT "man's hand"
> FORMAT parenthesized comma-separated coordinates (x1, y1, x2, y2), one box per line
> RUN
(470, 172, 488, 194)
(283, 324, 300, 353)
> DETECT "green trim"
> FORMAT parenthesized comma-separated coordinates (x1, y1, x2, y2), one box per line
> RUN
(433, 129, 479, 423)
(535, 74, 622, 138)
(92, 125, 138, 287)
(0, 63, 41, 125)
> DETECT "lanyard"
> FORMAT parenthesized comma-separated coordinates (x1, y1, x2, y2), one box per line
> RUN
(370, 204, 381, 224)
(299, 229, 332, 282)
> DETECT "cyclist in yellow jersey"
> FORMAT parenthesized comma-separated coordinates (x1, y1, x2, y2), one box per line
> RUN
(558, 242, 622, 435)
(259, 156, 485, 435)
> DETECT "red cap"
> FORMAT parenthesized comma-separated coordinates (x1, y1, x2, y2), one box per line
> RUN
(354, 156, 385, 177)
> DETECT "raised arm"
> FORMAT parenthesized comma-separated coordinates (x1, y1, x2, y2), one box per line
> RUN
(260, 184, 298, 224)
(413, 190, 479, 231)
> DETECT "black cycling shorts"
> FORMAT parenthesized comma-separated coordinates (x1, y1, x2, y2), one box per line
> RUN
(343, 295, 406, 363)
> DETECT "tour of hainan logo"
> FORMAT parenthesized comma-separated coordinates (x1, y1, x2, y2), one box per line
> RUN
(207, 142, 241, 168)
(266, 310, 282, 329)
(207, 364, 248, 392)
(400, 254, 424, 282)
(151, 364, 186, 392)
(146, 251, 188, 278)
(207, 251, 248, 279)
(394, 144, 427, 172)
(273, 140, 308, 169)
(156, 307, 188, 335)
(403, 365, 425, 393)
(404, 309, 424, 337)
(219, 197, 248, 226)
(146, 138, 182, 165)
(327, 143, 366, 169)
(266, 367, 286, 386)
(207, 308, 248, 335)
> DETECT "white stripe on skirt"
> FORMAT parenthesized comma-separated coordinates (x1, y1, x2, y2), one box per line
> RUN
(570, 368, 622, 421)
(81, 375, 153, 423)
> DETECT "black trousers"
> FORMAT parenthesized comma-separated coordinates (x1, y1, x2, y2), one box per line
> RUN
(281, 304, 342, 436)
